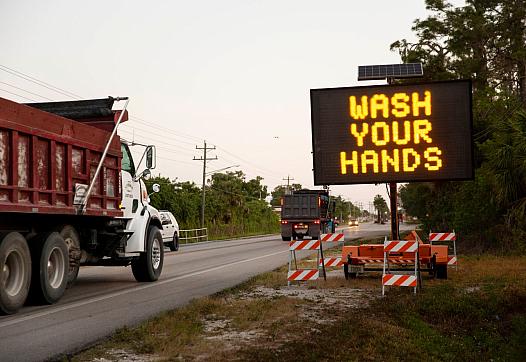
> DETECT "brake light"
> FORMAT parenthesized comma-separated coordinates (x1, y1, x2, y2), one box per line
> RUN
(314, 219, 320, 224)
(318, 196, 321, 207)
(280, 197, 283, 206)
(281, 220, 288, 224)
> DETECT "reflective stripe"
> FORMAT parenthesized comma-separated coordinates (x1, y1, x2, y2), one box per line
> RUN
(320, 233, 345, 242)
(384, 240, 418, 252)
(287, 269, 319, 281)
(382, 274, 417, 287)
(429, 232, 456, 241)
(289, 240, 320, 251)
(319, 257, 343, 267)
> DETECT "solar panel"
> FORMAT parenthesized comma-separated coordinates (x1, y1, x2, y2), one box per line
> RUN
(357, 63, 423, 81)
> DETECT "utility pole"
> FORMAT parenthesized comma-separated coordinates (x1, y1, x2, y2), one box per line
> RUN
(193, 140, 217, 228)
(282, 175, 294, 195)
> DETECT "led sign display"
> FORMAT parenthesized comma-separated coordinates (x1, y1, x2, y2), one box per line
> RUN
(310, 80, 473, 185)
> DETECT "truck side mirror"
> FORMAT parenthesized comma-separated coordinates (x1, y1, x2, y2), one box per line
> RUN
(146, 146, 156, 169)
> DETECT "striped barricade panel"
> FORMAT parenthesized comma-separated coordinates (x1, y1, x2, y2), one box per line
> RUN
(389, 259, 417, 264)
(382, 274, 417, 287)
(287, 269, 319, 281)
(319, 257, 343, 267)
(320, 233, 345, 242)
(353, 258, 416, 264)
(429, 232, 456, 242)
(356, 258, 384, 264)
(384, 240, 418, 253)
(447, 255, 457, 265)
(289, 240, 320, 251)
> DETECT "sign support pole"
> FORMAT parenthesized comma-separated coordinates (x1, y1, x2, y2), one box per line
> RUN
(389, 182, 399, 240)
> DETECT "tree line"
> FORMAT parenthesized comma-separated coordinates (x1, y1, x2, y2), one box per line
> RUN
(145, 171, 279, 239)
(393, 0, 526, 251)
(146, 172, 375, 239)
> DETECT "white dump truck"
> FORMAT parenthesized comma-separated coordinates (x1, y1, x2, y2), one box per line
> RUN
(0, 96, 164, 314)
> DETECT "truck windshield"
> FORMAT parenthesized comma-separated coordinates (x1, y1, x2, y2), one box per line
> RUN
(121, 143, 135, 175)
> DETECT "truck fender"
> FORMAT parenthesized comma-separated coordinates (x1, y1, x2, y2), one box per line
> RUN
(124, 206, 157, 254)
(145, 215, 162, 245)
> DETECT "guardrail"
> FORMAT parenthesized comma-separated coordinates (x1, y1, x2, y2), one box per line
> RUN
(179, 227, 208, 244)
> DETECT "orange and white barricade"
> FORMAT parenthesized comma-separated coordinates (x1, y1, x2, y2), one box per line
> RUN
(319, 233, 345, 270)
(382, 238, 419, 296)
(288, 239, 322, 286)
(319, 232, 345, 250)
(319, 257, 344, 267)
(429, 231, 457, 269)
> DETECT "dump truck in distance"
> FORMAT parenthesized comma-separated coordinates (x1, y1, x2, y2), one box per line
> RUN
(0, 96, 163, 314)
(280, 189, 335, 241)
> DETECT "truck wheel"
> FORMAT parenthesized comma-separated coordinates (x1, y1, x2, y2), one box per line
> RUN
(0, 232, 31, 314)
(58, 225, 81, 288)
(132, 226, 164, 282)
(168, 233, 179, 252)
(282, 236, 291, 241)
(436, 264, 448, 279)
(29, 232, 68, 304)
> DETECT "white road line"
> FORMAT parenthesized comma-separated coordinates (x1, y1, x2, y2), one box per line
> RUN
(0, 249, 287, 328)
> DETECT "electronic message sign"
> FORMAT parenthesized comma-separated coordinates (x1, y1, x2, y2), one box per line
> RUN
(310, 80, 473, 185)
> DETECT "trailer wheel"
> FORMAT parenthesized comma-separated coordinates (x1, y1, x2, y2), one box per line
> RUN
(0, 232, 31, 314)
(168, 232, 179, 252)
(132, 226, 164, 282)
(436, 264, 448, 279)
(58, 225, 81, 288)
(29, 232, 68, 304)
(281, 236, 291, 242)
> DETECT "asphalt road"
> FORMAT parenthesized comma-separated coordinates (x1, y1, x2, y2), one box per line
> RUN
(0, 222, 411, 361)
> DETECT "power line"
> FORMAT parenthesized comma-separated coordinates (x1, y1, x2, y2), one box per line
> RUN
(129, 116, 202, 143)
(0, 64, 81, 99)
(0, 88, 37, 102)
(0, 81, 54, 101)
(0, 65, 289, 187)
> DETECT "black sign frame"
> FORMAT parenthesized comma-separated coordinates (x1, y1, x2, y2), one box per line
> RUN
(310, 79, 474, 185)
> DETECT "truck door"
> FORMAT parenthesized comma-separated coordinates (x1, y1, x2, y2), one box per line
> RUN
(120, 143, 140, 218)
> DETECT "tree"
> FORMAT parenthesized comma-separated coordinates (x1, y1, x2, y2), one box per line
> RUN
(373, 195, 389, 223)
(145, 170, 280, 238)
(270, 183, 303, 207)
(392, 0, 526, 249)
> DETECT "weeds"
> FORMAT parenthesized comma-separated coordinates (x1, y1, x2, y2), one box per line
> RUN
(73, 255, 526, 362)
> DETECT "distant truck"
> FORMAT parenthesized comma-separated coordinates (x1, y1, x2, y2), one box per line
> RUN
(280, 189, 335, 241)
(0, 96, 164, 314)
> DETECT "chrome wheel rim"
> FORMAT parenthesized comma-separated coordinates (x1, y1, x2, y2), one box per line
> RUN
(152, 238, 161, 270)
(47, 247, 65, 289)
(3, 250, 25, 297)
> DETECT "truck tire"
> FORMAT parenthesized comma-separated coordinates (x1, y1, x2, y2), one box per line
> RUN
(282, 236, 291, 241)
(132, 226, 164, 282)
(0, 232, 31, 315)
(58, 225, 81, 288)
(168, 232, 179, 252)
(29, 232, 68, 304)
(436, 264, 448, 279)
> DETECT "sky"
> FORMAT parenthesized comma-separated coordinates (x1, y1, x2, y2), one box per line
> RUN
(0, 0, 464, 209)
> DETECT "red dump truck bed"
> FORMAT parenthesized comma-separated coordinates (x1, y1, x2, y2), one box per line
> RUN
(0, 97, 124, 217)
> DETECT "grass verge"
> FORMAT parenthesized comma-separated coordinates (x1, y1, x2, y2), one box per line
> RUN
(71, 255, 526, 362)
